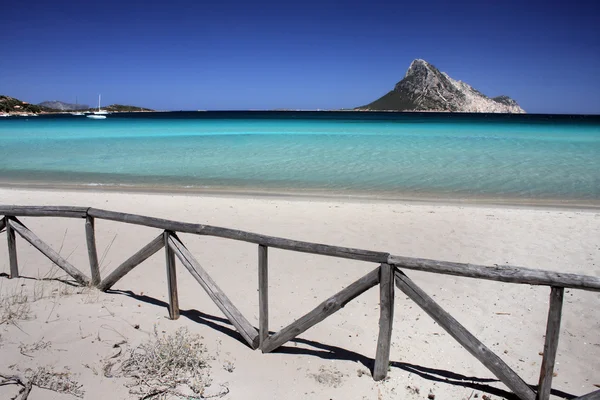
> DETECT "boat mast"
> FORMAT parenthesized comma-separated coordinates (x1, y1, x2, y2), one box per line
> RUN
(98, 94, 101, 112)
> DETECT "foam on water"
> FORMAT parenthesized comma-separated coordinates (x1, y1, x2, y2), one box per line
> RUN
(1, 112, 599, 200)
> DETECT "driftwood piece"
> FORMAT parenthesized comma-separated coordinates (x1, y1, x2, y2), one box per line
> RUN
(88, 207, 388, 263)
(374, 263, 394, 381)
(0, 370, 83, 399)
(262, 267, 380, 353)
(97, 234, 164, 291)
(85, 216, 101, 286)
(164, 231, 180, 320)
(9, 218, 89, 286)
(388, 255, 600, 292)
(167, 235, 259, 349)
(394, 269, 536, 400)
(258, 244, 269, 350)
(6, 218, 18, 278)
(574, 390, 600, 400)
(0, 216, 5, 232)
(0, 205, 87, 218)
(537, 287, 564, 400)
(0, 372, 33, 399)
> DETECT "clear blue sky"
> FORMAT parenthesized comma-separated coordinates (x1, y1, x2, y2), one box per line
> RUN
(1, 0, 599, 113)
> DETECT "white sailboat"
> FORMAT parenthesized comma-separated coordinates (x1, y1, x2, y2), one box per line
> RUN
(94, 94, 109, 115)
(87, 94, 108, 119)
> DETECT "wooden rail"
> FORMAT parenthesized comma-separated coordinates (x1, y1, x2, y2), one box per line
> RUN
(1, 205, 599, 400)
(0, 206, 88, 218)
(388, 255, 600, 292)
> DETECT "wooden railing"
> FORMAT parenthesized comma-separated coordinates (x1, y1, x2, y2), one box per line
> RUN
(1, 205, 599, 400)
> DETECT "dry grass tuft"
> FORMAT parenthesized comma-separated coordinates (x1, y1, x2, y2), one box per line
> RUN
(19, 339, 52, 357)
(33, 264, 79, 302)
(0, 284, 33, 326)
(109, 327, 213, 399)
(27, 366, 85, 398)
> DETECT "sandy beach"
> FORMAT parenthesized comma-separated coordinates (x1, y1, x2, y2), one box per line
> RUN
(0, 187, 599, 399)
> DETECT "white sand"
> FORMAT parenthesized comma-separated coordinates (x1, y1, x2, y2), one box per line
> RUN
(0, 188, 599, 399)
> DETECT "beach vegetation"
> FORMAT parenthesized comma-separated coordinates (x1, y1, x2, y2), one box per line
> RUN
(106, 327, 214, 399)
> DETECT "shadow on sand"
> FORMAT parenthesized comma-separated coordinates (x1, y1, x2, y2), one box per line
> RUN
(102, 289, 575, 400)
(1, 273, 80, 286)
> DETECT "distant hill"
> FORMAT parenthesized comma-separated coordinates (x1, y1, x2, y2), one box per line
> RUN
(39, 100, 152, 112)
(38, 100, 89, 111)
(357, 59, 525, 113)
(103, 104, 154, 112)
(1, 95, 154, 114)
(0, 95, 45, 113)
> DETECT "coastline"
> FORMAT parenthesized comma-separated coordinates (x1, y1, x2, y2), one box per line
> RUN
(1, 180, 599, 211)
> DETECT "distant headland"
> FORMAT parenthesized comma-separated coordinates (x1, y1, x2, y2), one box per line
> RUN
(0, 95, 153, 115)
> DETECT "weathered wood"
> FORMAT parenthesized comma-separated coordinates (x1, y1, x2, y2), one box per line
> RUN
(97, 234, 164, 291)
(5, 205, 600, 293)
(6, 218, 18, 278)
(0, 217, 6, 232)
(8, 218, 90, 285)
(374, 263, 394, 381)
(88, 207, 388, 263)
(574, 389, 600, 400)
(0, 205, 88, 218)
(164, 231, 180, 320)
(389, 255, 600, 292)
(85, 216, 101, 286)
(537, 287, 564, 400)
(259, 244, 269, 351)
(394, 269, 536, 400)
(167, 235, 259, 349)
(262, 267, 380, 353)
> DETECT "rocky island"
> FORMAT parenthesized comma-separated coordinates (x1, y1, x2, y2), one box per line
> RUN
(357, 59, 525, 113)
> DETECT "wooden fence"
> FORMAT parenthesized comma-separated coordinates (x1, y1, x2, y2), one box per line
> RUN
(1, 205, 599, 400)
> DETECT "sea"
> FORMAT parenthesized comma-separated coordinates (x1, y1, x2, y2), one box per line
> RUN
(1, 111, 599, 204)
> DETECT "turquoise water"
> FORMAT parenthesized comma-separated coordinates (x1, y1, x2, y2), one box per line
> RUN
(1, 112, 599, 200)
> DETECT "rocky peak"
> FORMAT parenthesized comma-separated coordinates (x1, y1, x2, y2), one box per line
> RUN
(405, 59, 434, 78)
(357, 59, 525, 113)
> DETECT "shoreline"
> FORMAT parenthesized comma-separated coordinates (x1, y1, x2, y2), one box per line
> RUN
(1, 181, 599, 211)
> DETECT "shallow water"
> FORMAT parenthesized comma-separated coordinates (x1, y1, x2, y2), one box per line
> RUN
(1, 111, 599, 200)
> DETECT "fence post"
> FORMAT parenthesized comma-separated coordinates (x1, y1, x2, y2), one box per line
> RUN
(374, 263, 394, 380)
(164, 231, 179, 320)
(259, 244, 269, 350)
(6, 218, 18, 279)
(537, 286, 564, 400)
(85, 215, 101, 286)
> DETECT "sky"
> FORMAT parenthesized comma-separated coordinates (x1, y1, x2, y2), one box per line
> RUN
(1, 0, 599, 114)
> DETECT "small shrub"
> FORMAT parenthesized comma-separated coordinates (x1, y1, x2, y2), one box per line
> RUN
(113, 327, 211, 398)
